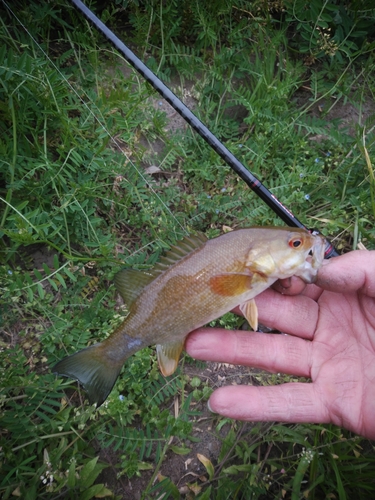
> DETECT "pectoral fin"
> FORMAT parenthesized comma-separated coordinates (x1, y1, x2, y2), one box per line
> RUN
(239, 299, 258, 331)
(156, 340, 185, 377)
(209, 272, 253, 297)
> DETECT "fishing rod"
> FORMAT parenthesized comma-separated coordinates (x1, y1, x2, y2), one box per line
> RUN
(71, 0, 338, 258)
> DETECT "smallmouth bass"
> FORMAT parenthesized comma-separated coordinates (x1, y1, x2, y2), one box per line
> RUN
(53, 227, 325, 406)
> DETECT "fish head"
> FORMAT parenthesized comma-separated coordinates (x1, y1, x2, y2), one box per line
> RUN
(282, 229, 326, 283)
(273, 228, 326, 283)
(245, 228, 325, 284)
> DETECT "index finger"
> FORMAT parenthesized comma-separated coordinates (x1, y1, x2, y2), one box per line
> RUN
(255, 250, 375, 335)
(255, 289, 318, 339)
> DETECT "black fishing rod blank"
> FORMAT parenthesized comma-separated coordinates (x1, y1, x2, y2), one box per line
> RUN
(70, 0, 338, 258)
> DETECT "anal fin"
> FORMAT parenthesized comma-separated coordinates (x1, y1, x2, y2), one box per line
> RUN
(156, 340, 185, 377)
(239, 299, 258, 331)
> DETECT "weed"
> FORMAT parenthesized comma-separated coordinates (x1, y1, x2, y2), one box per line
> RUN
(1, 1, 374, 499)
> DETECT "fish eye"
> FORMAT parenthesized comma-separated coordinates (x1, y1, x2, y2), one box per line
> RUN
(289, 238, 303, 248)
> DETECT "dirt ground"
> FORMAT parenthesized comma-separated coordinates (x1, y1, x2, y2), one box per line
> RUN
(95, 360, 267, 499)
(22, 65, 374, 499)
(96, 69, 375, 498)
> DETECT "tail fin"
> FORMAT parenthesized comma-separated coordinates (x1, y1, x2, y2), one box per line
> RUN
(53, 343, 122, 406)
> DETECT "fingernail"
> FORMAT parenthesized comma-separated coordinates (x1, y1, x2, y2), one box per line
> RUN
(207, 399, 216, 414)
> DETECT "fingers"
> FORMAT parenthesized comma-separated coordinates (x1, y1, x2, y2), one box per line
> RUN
(207, 384, 329, 424)
(232, 288, 319, 338)
(253, 250, 375, 333)
(272, 276, 307, 295)
(186, 329, 323, 424)
(273, 277, 325, 301)
(255, 289, 319, 337)
(186, 328, 313, 376)
(316, 250, 375, 296)
(273, 250, 375, 298)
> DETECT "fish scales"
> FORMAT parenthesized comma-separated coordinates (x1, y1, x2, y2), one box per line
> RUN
(53, 227, 325, 406)
(115, 231, 262, 345)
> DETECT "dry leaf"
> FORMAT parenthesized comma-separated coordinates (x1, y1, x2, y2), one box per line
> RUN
(145, 165, 162, 174)
(197, 453, 214, 481)
(185, 458, 194, 469)
(174, 396, 179, 418)
(187, 482, 202, 495)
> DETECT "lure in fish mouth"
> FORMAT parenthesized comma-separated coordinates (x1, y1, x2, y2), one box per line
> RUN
(53, 227, 326, 406)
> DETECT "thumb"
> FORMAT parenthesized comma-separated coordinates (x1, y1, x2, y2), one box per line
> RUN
(316, 250, 375, 296)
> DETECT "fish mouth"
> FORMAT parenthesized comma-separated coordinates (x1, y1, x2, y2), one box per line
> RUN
(306, 249, 313, 264)
(297, 237, 325, 283)
(312, 238, 325, 267)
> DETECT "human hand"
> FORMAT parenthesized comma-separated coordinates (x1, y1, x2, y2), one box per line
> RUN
(185, 250, 375, 439)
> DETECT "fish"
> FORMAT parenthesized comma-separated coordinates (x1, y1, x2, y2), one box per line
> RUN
(53, 227, 325, 406)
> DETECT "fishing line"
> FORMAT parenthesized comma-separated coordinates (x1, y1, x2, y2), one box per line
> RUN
(69, 0, 338, 258)
(1, 0, 188, 239)
(2, 0, 338, 257)
(70, 0, 299, 226)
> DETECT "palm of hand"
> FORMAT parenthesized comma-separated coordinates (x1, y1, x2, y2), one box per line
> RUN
(186, 251, 375, 439)
(249, 283, 375, 439)
(311, 288, 375, 438)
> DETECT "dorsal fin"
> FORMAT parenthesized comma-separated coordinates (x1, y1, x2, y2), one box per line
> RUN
(151, 232, 208, 277)
(114, 233, 208, 304)
(114, 269, 154, 306)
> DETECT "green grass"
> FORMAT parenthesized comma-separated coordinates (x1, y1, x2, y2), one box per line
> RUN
(1, 1, 375, 499)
